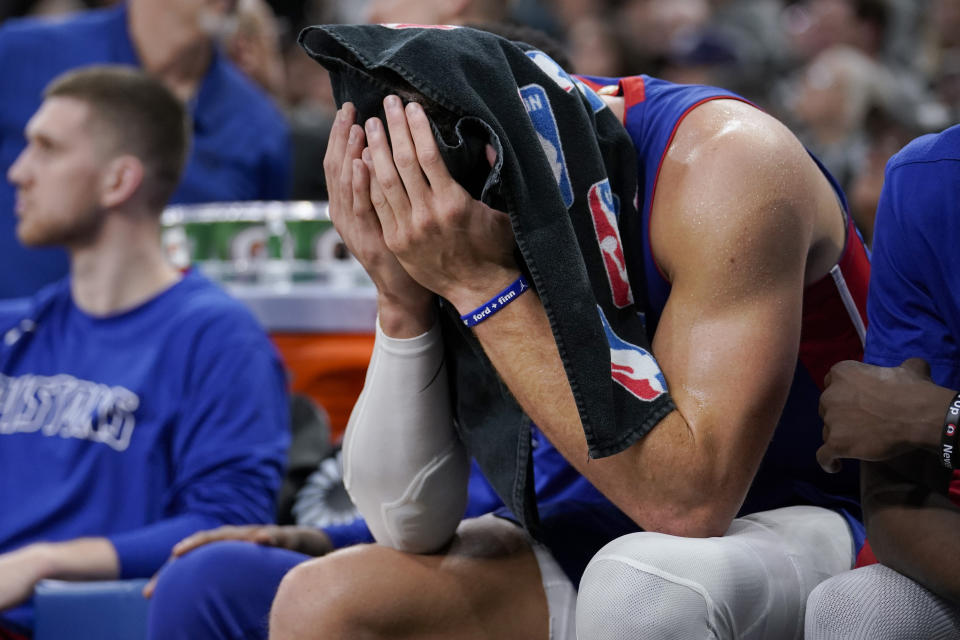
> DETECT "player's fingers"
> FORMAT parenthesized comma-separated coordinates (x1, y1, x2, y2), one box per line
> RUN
(171, 525, 252, 556)
(359, 153, 397, 239)
(901, 357, 931, 379)
(142, 573, 159, 599)
(336, 124, 366, 214)
(170, 529, 221, 557)
(365, 115, 413, 221)
(351, 155, 371, 216)
(816, 444, 842, 474)
(382, 95, 430, 205)
(404, 101, 451, 191)
(818, 382, 836, 420)
(250, 528, 280, 547)
(323, 104, 356, 190)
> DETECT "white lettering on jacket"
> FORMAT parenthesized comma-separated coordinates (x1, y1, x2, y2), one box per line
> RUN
(0, 373, 140, 451)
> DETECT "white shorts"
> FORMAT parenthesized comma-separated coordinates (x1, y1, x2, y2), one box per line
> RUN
(576, 505, 855, 640)
(530, 541, 577, 640)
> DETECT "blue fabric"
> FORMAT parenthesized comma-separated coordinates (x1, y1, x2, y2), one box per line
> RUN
(864, 124, 960, 389)
(0, 4, 291, 299)
(0, 270, 290, 630)
(148, 542, 307, 640)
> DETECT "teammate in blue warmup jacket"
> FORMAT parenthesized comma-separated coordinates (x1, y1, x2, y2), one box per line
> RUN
(0, 66, 289, 637)
(805, 124, 960, 639)
(148, 25, 870, 640)
(0, 0, 291, 299)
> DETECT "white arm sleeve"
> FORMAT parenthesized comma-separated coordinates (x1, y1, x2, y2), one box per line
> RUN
(342, 318, 469, 554)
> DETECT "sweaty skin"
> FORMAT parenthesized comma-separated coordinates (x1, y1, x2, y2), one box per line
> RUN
(359, 94, 846, 537)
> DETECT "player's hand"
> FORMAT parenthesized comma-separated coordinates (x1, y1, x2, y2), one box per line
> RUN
(817, 358, 955, 473)
(0, 545, 52, 611)
(363, 95, 518, 314)
(324, 102, 435, 337)
(142, 525, 333, 598)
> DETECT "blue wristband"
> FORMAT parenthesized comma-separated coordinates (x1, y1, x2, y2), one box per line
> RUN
(460, 275, 530, 327)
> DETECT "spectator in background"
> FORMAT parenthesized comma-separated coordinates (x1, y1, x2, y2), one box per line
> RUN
(224, 0, 287, 104)
(784, 45, 899, 190)
(364, 0, 512, 25)
(0, 65, 289, 638)
(805, 123, 960, 639)
(782, 0, 890, 63)
(915, 0, 960, 130)
(845, 105, 918, 246)
(0, 0, 291, 299)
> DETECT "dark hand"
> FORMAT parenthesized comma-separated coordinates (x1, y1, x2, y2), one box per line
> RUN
(817, 358, 955, 473)
(142, 525, 332, 598)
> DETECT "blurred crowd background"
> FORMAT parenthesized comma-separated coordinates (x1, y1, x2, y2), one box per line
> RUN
(3, 0, 959, 247)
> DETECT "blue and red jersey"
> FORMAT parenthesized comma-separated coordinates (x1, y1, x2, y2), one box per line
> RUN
(578, 74, 870, 545)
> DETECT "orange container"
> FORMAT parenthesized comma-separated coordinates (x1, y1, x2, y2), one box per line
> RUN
(270, 332, 375, 442)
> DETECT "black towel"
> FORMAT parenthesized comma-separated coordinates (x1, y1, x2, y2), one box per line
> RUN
(300, 24, 676, 536)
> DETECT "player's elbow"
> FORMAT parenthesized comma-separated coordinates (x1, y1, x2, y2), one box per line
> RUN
(378, 500, 462, 554)
(653, 509, 731, 538)
(627, 499, 734, 539)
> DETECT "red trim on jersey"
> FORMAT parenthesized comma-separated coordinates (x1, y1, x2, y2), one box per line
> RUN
(620, 76, 647, 113)
(0, 626, 29, 640)
(949, 469, 960, 508)
(854, 539, 879, 568)
(797, 217, 870, 389)
(645, 95, 754, 284)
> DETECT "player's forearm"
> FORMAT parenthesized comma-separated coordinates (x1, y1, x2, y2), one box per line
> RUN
(376, 290, 436, 339)
(462, 288, 739, 536)
(24, 538, 119, 582)
(862, 459, 960, 605)
(342, 318, 469, 553)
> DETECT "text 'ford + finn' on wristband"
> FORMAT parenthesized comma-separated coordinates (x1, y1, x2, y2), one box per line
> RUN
(460, 275, 530, 327)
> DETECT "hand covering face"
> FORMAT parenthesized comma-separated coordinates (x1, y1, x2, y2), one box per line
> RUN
(300, 24, 674, 535)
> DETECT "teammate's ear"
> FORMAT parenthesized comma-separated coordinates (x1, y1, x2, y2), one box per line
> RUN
(100, 155, 145, 209)
(485, 144, 497, 168)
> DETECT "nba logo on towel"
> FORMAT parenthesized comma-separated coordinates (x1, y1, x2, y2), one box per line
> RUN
(589, 179, 633, 308)
(574, 78, 607, 113)
(526, 50, 607, 113)
(520, 84, 574, 208)
(526, 51, 575, 92)
(598, 307, 667, 402)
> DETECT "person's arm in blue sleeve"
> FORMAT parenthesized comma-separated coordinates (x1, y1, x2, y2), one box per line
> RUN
(818, 154, 960, 606)
(108, 331, 290, 578)
(0, 328, 289, 611)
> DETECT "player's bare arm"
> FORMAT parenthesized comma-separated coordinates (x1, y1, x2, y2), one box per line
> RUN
(861, 457, 960, 606)
(365, 95, 842, 537)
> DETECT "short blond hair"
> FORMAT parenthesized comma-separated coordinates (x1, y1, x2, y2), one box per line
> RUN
(45, 65, 191, 210)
